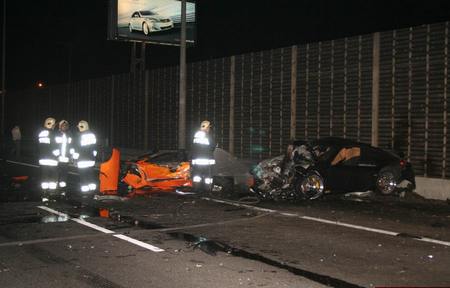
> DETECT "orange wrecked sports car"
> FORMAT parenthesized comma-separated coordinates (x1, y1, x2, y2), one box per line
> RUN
(99, 149, 192, 194)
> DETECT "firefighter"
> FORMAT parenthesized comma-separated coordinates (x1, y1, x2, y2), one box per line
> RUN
(54, 120, 72, 190)
(71, 120, 97, 193)
(38, 117, 58, 200)
(191, 120, 216, 192)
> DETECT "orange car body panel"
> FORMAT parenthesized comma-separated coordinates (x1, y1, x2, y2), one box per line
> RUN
(99, 148, 120, 194)
(99, 148, 192, 193)
(122, 160, 192, 191)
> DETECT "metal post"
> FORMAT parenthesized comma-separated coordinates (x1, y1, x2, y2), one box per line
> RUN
(371, 32, 380, 147)
(141, 43, 146, 71)
(144, 70, 150, 149)
(87, 79, 91, 121)
(290, 46, 297, 140)
(68, 43, 72, 84)
(131, 42, 136, 73)
(229, 56, 235, 155)
(110, 75, 115, 147)
(1, 0, 6, 137)
(178, 0, 186, 149)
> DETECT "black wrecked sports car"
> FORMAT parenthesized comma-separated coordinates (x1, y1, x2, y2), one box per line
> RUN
(250, 137, 416, 201)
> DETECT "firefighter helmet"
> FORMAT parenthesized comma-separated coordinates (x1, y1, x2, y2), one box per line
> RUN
(44, 117, 56, 129)
(200, 120, 211, 131)
(77, 120, 89, 132)
(59, 120, 69, 132)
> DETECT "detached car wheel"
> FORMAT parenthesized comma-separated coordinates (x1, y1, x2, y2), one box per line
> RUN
(376, 168, 399, 195)
(295, 172, 324, 200)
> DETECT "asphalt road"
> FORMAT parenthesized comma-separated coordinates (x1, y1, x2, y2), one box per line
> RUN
(1, 157, 450, 288)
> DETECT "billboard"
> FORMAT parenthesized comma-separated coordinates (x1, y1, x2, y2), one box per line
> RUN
(108, 0, 196, 46)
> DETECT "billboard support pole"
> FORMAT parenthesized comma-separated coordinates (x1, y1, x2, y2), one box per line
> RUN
(144, 69, 150, 149)
(178, 0, 187, 149)
(130, 42, 146, 73)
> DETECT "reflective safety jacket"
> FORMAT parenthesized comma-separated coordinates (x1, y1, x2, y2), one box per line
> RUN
(71, 131, 97, 168)
(38, 128, 58, 166)
(191, 130, 216, 164)
(54, 131, 73, 163)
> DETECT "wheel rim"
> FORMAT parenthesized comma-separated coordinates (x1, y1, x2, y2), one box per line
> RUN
(376, 172, 396, 194)
(299, 174, 324, 200)
(143, 23, 149, 35)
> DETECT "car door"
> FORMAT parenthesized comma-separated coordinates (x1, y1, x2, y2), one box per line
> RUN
(324, 145, 376, 192)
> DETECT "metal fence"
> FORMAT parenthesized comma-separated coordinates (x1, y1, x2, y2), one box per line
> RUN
(5, 21, 450, 179)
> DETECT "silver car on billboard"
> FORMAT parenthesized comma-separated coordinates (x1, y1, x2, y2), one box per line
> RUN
(128, 10, 174, 35)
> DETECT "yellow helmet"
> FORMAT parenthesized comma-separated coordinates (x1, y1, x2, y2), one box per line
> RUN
(44, 117, 56, 129)
(77, 120, 89, 132)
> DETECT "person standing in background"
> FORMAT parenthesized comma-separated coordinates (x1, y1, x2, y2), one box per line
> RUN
(191, 120, 216, 193)
(11, 125, 21, 157)
(71, 120, 98, 194)
(38, 118, 58, 201)
(54, 120, 72, 191)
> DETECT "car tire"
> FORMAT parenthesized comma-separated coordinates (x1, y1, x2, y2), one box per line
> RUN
(143, 22, 150, 35)
(294, 171, 324, 200)
(376, 166, 400, 195)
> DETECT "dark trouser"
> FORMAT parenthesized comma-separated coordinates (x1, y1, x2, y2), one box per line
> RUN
(41, 165, 58, 193)
(79, 167, 97, 192)
(191, 163, 214, 192)
(11, 140, 21, 157)
(58, 162, 69, 189)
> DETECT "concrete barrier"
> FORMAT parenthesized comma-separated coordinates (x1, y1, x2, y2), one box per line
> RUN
(414, 176, 450, 201)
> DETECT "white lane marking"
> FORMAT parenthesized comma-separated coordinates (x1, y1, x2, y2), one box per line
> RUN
(202, 197, 450, 247)
(113, 234, 164, 252)
(38, 206, 114, 234)
(38, 206, 69, 217)
(204, 197, 277, 213)
(6, 160, 39, 168)
(37, 206, 164, 252)
(0, 234, 107, 248)
(156, 213, 269, 232)
(300, 216, 398, 236)
(71, 218, 115, 234)
(418, 237, 450, 247)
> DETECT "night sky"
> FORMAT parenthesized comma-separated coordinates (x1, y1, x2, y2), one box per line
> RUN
(1, 0, 450, 89)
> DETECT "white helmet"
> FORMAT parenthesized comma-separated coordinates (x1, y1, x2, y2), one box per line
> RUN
(77, 120, 89, 132)
(44, 117, 56, 129)
(59, 120, 69, 132)
(200, 120, 211, 131)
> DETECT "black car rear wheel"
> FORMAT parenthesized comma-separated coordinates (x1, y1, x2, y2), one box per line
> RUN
(376, 167, 400, 195)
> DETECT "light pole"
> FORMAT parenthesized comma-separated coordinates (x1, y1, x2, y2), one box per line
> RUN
(1, 0, 6, 138)
(178, 0, 186, 149)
